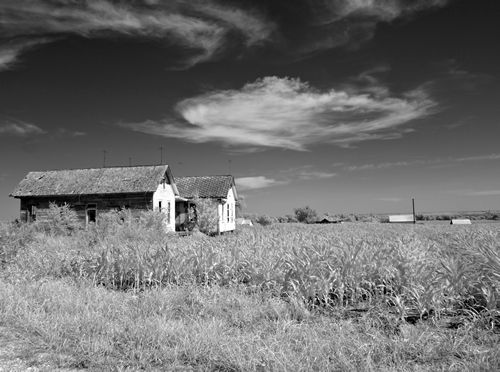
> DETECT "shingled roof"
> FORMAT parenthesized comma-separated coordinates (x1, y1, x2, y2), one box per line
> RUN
(10, 165, 176, 197)
(175, 175, 237, 200)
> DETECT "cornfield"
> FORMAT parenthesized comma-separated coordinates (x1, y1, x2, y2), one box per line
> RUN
(2, 213, 499, 324)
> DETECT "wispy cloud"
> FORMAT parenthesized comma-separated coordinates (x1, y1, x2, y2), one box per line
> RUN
(296, 170, 336, 180)
(280, 165, 337, 180)
(452, 190, 500, 197)
(454, 154, 500, 162)
(0, 0, 453, 70)
(54, 128, 87, 138)
(347, 159, 427, 171)
(0, 0, 273, 69)
(235, 176, 284, 191)
(123, 76, 435, 150)
(236, 165, 336, 191)
(289, 0, 450, 56)
(0, 38, 53, 71)
(0, 119, 45, 136)
(346, 153, 500, 171)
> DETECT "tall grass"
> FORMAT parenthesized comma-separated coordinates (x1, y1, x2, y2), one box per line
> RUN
(2, 214, 499, 318)
(1, 213, 499, 369)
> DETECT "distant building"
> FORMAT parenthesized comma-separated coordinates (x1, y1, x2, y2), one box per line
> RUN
(388, 214, 415, 223)
(450, 219, 472, 225)
(236, 218, 253, 227)
(10, 166, 238, 233)
(315, 215, 342, 224)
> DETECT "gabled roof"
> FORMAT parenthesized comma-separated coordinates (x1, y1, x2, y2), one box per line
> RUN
(10, 165, 177, 198)
(175, 175, 237, 200)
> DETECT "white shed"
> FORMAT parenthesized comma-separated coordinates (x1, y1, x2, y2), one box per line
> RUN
(450, 219, 472, 225)
(388, 214, 415, 223)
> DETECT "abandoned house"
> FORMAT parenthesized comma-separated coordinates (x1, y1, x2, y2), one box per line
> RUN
(10, 166, 239, 233)
(10, 165, 179, 231)
(175, 176, 238, 233)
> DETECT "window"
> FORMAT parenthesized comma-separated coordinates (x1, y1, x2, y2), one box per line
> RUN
(86, 204, 97, 225)
(227, 203, 230, 223)
(158, 201, 162, 211)
(166, 201, 171, 222)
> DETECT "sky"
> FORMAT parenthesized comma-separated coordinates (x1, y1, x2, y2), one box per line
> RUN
(1, 0, 499, 220)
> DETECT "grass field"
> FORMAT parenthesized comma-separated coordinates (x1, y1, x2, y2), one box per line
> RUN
(0, 214, 499, 371)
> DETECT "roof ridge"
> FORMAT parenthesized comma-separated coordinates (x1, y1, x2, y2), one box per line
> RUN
(176, 174, 233, 178)
(26, 164, 170, 173)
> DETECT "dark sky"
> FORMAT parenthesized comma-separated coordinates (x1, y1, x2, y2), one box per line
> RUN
(1, 0, 499, 220)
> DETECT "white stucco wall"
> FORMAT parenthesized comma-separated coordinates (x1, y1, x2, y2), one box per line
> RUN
(152, 182, 176, 232)
(218, 187, 236, 233)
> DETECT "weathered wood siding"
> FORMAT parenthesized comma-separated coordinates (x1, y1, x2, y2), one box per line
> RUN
(19, 193, 154, 226)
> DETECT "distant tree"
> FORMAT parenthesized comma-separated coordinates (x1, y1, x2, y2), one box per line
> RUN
(277, 215, 298, 223)
(293, 206, 317, 224)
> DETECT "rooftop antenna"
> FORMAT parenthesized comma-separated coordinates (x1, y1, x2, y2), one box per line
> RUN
(103, 150, 107, 168)
(159, 146, 163, 165)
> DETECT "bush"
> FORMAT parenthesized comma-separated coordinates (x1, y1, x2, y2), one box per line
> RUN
(254, 215, 275, 226)
(38, 203, 81, 236)
(293, 206, 317, 224)
(277, 215, 298, 223)
(191, 197, 219, 235)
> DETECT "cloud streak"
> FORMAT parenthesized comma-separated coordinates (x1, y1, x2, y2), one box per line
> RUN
(0, 0, 273, 69)
(0, 119, 45, 136)
(281, 0, 450, 56)
(346, 153, 500, 171)
(235, 176, 284, 191)
(0, 0, 452, 69)
(124, 76, 435, 150)
(0, 38, 53, 71)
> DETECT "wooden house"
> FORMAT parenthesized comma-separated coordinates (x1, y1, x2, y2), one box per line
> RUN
(10, 165, 179, 231)
(174, 175, 238, 233)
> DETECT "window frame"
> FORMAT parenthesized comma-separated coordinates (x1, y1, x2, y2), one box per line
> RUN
(86, 203, 97, 225)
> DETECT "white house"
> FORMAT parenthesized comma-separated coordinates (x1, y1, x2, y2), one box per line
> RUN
(174, 175, 238, 233)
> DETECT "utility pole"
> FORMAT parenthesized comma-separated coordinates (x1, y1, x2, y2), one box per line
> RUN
(103, 150, 107, 168)
(412, 197, 416, 224)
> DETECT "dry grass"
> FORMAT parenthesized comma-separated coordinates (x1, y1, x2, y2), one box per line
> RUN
(0, 214, 499, 370)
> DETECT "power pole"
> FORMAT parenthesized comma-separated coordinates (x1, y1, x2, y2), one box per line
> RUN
(412, 198, 416, 224)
